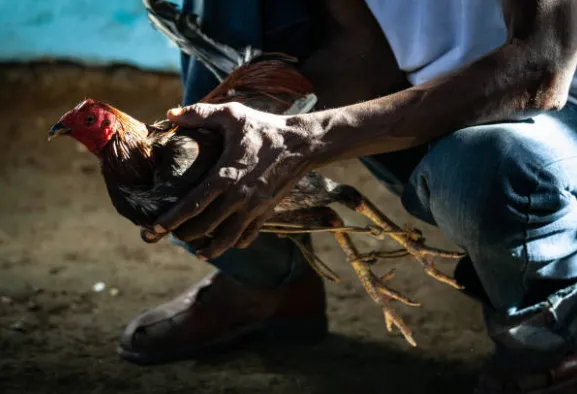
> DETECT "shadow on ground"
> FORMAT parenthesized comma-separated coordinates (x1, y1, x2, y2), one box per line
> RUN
(1, 331, 478, 394)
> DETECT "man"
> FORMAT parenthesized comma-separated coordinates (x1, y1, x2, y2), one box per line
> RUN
(119, 0, 577, 392)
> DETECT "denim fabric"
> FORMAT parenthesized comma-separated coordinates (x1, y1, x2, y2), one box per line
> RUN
(170, 233, 313, 288)
(176, 0, 577, 359)
(402, 105, 577, 366)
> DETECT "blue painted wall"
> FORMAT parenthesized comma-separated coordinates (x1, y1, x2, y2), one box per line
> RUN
(0, 0, 181, 72)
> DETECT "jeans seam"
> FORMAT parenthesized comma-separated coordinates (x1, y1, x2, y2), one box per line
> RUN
(522, 155, 577, 343)
(277, 234, 311, 286)
(279, 240, 300, 285)
(517, 157, 577, 293)
(520, 168, 544, 295)
(264, 16, 311, 37)
(521, 191, 532, 294)
(489, 138, 533, 297)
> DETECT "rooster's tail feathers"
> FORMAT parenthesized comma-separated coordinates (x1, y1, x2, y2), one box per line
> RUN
(142, 0, 263, 82)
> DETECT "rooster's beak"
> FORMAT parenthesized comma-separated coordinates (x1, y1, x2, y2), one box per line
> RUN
(48, 122, 72, 141)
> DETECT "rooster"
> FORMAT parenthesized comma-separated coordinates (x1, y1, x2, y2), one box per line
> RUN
(47, 0, 464, 346)
(47, 60, 310, 228)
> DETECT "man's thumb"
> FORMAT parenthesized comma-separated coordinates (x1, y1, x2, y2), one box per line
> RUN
(167, 103, 220, 127)
(168, 107, 184, 117)
(168, 102, 244, 132)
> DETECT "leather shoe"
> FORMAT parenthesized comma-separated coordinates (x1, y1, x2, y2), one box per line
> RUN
(117, 269, 327, 365)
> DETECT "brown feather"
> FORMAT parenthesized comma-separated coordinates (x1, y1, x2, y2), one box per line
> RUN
(200, 61, 314, 113)
(99, 104, 156, 186)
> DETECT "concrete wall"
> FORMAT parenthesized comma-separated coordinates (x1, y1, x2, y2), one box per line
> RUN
(0, 0, 181, 72)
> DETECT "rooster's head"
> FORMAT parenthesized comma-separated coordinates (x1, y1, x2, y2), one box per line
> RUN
(48, 98, 136, 155)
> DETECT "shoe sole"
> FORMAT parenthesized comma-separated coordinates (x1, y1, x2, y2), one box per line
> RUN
(117, 313, 328, 366)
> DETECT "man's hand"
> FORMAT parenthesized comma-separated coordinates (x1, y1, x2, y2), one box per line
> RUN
(148, 102, 319, 259)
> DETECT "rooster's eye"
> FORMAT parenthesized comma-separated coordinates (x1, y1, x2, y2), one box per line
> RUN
(85, 114, 96, 125)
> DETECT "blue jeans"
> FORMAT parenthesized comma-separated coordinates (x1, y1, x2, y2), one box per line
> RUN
(178, 0, 577, 368)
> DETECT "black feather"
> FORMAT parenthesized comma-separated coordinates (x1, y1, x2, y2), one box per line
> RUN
(102, 123, 221, 226)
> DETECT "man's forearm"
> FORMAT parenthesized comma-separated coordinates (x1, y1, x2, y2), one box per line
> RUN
(298, 12, 577, 168)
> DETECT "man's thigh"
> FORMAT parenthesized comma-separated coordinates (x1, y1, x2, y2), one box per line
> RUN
(400, 104, 577, 311)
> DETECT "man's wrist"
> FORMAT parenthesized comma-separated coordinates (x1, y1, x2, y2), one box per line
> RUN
(288, 109, 349, 169)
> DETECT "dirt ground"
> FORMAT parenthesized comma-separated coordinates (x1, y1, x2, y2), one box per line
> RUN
(0, 64, 493, 394)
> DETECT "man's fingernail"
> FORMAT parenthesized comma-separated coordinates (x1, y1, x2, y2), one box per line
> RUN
(196, 252, 208, 262)
(168, 108, 183, 116)
(142, 229, 156, 241)
(153, 224, 166, 234)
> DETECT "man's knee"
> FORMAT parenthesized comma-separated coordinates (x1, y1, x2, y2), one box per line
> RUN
(402, 118, 577, 251)
(402, 117, 577, 307)
(404, 124, 533, 231)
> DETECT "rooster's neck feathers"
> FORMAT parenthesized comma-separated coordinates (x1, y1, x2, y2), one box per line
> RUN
(99, 107, 176, 186)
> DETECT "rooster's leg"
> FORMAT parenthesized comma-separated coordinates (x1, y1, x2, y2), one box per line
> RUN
(271, 207, 419, 346)
(332, 228, 420, 346)
(334, 185, 465, 290)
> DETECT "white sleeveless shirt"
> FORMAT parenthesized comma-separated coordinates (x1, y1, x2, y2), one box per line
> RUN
(364, 0, 577, 104)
